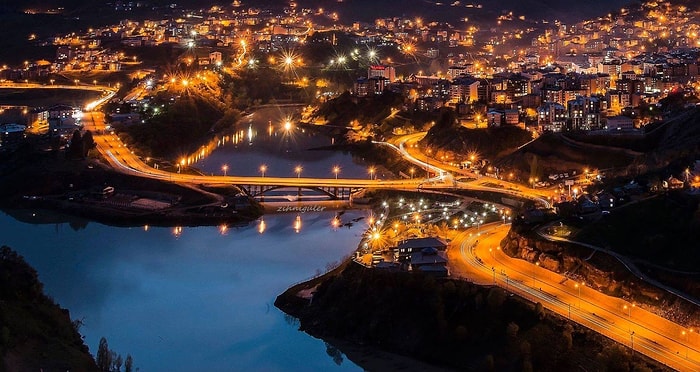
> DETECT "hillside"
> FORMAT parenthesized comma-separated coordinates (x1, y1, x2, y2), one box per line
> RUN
(0, 246, 98, 371)
(276, 262, 667, 371)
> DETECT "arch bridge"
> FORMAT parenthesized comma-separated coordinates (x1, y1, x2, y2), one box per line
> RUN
(238, 184, 362, 200)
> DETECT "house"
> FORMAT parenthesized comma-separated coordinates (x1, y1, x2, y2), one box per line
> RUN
(394, 237, 447, 261)
(409, 248, 448, 277)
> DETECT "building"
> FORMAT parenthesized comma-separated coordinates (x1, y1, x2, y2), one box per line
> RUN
(449, 77, 479, 104)
(368, 65, 396, 83)
(0, 123, 26, 150)
(606, 116, 633, 131)
(537, 102, 566, 131)
(394, 237, 448, 262)
(567, 96, 601, 130)
(409, 248, 448, 277)
(353, 77, 389, 97)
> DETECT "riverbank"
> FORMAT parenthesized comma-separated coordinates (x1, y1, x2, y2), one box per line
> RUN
(276, 261, 668, 371)
(0, 150, 263, 227)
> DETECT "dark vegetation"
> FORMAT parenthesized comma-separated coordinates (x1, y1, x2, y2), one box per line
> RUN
(314, 91, 408, 132)
(115, 66, 302, 158)
(575, 191, 700, 272)
(277, 263, 666, 371)
(0, 246, 98, 371)
(422, 108, 533, 161)
(499, 132, 637, 176)
(115, 94, 232, 157)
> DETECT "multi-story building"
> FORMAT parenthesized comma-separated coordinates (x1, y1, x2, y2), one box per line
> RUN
(537, 101, 567, 131)
(449, 77, 479, 104)
(368, 65, 396, 83)
(567, 96, 601, 130)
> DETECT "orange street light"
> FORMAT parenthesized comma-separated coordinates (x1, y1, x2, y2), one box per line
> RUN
(222, 164, 228, 176)
(333, 165, 340, 179)
(260, 164, 267, 177)
(295, 165, 302, 178)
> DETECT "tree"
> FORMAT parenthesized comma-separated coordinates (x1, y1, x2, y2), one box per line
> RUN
(68, 130, 84, 159)
(96, 337, 112, 371)
(114, 354, 123, 372)
(124, 354, 133, 372)
(82, 130, 96, 157)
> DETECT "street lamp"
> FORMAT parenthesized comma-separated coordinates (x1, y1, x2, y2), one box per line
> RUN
(682, 330, 690, 358)
(178, 158, 185, 173)
(260, 165, 267, 177)
(532, 261, 540, 286)
(623, 303, 634, 330)
(295, 165, 302, 178)
(333, 165, 340, 179)
(222, 164, 228, 176)
(368, 166, 375, 180)
(426, 148, 432, 179)
(409, 167, 415, 179)
(575, 282, 583, 308)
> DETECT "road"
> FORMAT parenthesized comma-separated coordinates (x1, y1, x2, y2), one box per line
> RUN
(448, 224, 699, 371)
(375, 133, 553, 207)
(86, 111, 447, 190)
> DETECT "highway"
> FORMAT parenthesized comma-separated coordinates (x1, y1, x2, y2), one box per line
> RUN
(448, 225, 699, 371)
(87, 111, 445, 189)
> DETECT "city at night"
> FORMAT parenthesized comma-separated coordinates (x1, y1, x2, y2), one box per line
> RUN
(0, 0, 699, 371)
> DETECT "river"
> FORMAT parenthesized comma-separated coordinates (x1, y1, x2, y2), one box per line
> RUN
(188, 106, 378, 180)
(0, 209, 365, 371)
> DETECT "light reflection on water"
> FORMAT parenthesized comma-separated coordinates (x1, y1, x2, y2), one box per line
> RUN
(188, 107, 373, 180)
(0, 210, 366, 371)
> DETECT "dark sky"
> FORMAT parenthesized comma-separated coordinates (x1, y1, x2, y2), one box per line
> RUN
(4, 0, 634, 24)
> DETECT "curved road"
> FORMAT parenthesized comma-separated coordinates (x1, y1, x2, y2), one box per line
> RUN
(449, 225, 699, 371)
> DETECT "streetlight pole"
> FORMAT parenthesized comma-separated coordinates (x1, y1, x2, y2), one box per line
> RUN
(426, 149, 431, 179)
(333, 166, 340, 180)
(260, 165, 267, 178)
(222, 164, 228, 177)
(631, 331, 635, 352)
(575, 283, 582, 308)
(295, 165, 302, 178)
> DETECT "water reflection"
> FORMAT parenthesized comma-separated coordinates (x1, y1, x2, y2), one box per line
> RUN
(186, 107, 371, 179)
(0, 211, 363, 371)
(294, 214, 302, 233)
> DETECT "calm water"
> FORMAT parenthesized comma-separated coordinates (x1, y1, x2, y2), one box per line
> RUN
(0, 210, 366, 371)
(191, 106, 377, 180)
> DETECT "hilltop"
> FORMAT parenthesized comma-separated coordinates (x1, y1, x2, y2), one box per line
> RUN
(0, 246, 98, 371)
